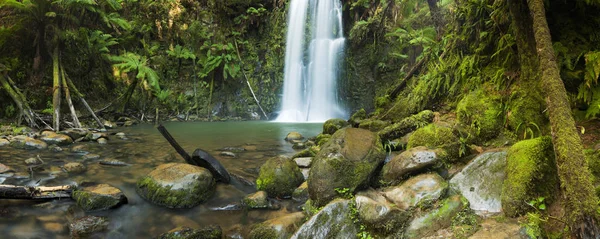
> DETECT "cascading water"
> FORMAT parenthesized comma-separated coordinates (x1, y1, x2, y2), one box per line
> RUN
(275, 0, 346, 122)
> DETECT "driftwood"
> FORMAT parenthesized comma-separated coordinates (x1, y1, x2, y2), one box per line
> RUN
(157, 124, 231, 183)
(0, 185, 72, 200)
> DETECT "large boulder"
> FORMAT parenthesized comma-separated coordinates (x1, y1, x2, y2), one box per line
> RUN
(378, 110, 434, 142)
(136, 163, 215, 208)
(405, 195, 467, 238)
(501, 137, 558, 217)
(39, 131, 73, 146)
(322, 118, 349, 135)
(308, 128, 386, 206)
(383, 173, 447, 210)
(450, 151, 507, 216)
(72, 183, 127, 211)
(9, 136, 47, 150)
(291, 199, 358, 239)
(382, 146, 442, 184)
(355, 189, 411, 235)
(249, 212, 304, 239)
(256, 156, 304, 198)
(407, 123, 457, 149)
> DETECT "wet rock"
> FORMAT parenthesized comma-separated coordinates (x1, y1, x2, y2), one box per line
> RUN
(323, 118, 349, 135)
(99, 159, 129, 166)
(97, 138, 108, 145)
(71, 145, 89, 154)
(82, 154, 100, 160)
(292, 142, 306, 150)
(292, 182, 309, 202)
(285, 132, 304, 141)
(469, 219, 528, 239)
(43, 222, 65, 234)
(0, 138, 9, 147)
(103, 120, 116, 129)
(242, 191, 269, 209)
(170, 215, 200, 229)
(115, 132, 127, 140)
(63, 162, 86, 174)
(86, 132, 108, 141)
(249, 212, 304, 239)
(158, 225, 222, 239)
(256, 156, 304, 198)
(293, 146, 319, 158)
(383, 173, 447, 210)
(49, 145, 63, 152)
(123, 120, 134, 127)
(294, 157, 312, 168)
(405, 195, 467, 238)
(349, 109, 367, 127)
(450, 151, 507, 216)
(301, 169, 309, 180)
(219, 151, 236, 158)
(243, 145, 257, 151)
(219, 146, 246, 152)
(308, 128, 386, 206)
(72, 183, 127, 211)
(136, 163, 215, 208)
(358, 119, 390, 132)
(69, 216, 109, 239)
(355, 189, 411, 234)
(292, 199, 358, 239)
(382, 146, 442, 184)
(39, 131, 73, 146)
(24, 157, 43, 165)
(9, 135, 47, 150)
(60, 128, 88, 141)
(0, 163, 14, 173)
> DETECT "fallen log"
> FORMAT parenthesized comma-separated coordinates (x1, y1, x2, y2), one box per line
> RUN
(0, 185, 72, 200)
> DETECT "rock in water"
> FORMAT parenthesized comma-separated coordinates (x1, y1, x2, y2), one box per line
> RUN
(249, 212, 304, 239)
(72, 183, 127, 211)
(256, 156, 304, 198)
(69, 216, 109, 239)
(136, 163, 215, 208)
(9, 136, 47, 150)
(292, 199, 358, 239)
(99, 159, 129, 166)
(308, 128, 386, 206)
(158, 225, 222, 239)
(39, 131, 73, 146)
(191, 149, 231, 183)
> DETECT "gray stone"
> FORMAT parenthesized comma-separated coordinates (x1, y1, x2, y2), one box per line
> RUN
(382, 146, 441, 184)
(219, 151, 236, 158)
(82, 154, 101, 160)
(242, 191, 269, 209)
(97, 138, 108, 145)
(355, 189, 411, 234)
(63, 162, 86, 174)
(405, 195, 466, 238)
(292, 199, 358, 239)
(69, 216, 109, 238)
(294, 157, 313, 168)
(450, 151, 507, 216)
(24, 157, 42, 165)
(383, 173, 447, 210)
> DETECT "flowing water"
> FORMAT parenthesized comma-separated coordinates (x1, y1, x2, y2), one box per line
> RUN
(276, 0, 346, 122)
(0, 121, 322, 238)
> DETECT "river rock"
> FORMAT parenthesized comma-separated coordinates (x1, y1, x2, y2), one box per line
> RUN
(82, 154, 100, 160)
(219, 151, 236, 158)
(382, 146, 442, 184)
(72, 183, 127, 211)
(358, 119, 390, 132)
(242, 191, 269, 209)
(0, 138, 9, 147)
(450, 151, 507, 216)
(39, 131, 73, 146)
(292, 142, 306, 149)
(405, 195, 467, 238)
(86, 132, 108, 141)
(294, 157, 312, 168)
(468, 219, 528, 239)
(323, 118, 349, 135)
(378, 110, 434, 141)
(292, 199, 358, 239)
(71, 144, 89, 154)
(69, 216, 109, 239)
(60, 128, 88, 141)
(285, 132, 304, 141)
(256, 156, 304, 198)
(9, 135, 47, 150)
(308, 128, 386, 206)
(63, 162, 86, 174)
(383, 173, 447, 210)
(292, 182, 309, 202)
(0, 163, 13, 174)
(136, 163, 215, 208)
(355, 189, 411, 234)
(97, 138, 108, 145)
(219, 146, 246, 152)
(24, 157, 42, 165)
(249, 212, 304, 239)
(158, 225, 222, 239)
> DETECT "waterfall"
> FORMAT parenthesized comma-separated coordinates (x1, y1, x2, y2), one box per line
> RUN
(275, 0, 346, 122)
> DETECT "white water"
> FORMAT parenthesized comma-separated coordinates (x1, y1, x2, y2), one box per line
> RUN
(275, 0, 346, 122)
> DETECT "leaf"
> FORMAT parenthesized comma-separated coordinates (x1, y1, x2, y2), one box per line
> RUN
(538, 204, 546, 210)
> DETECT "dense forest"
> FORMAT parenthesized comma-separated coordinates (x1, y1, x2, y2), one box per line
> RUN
(2, 0, 600, 238)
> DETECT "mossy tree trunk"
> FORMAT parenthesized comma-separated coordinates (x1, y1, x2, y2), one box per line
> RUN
(0, 74, 38, 128)
(52, 46, 62, 132)
(523, 0, 599, 237)
(426, 0, 443, 38)
(60, 64, 81, 128)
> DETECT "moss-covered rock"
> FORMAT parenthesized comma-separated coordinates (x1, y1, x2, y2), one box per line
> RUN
(69, 216, 109, 239)
(285, 132, 304, 141)
(405, 195, 467, 239)
(256, 156, 304, 198)
(349, 108, 367, 127)
(383, 173, 447, 210)
(323, 118, 349, 135)
(9, 135, 47, 150)
(382, 147, 443, 185)
(136, 163, 215, 208)
(292, 199, 358, 239)
(248, 212, 304, 239)
(358, 119, 390, 132)
(506, 90, 547, 137)
(292, 182, 309, 202)
(501, 137, 558, 217)
(39, 131, 73, 146)
(456, 88, 503, 141)
(407, 123, 458, 150)
(157, 225, 222, 239)
(378, 110, 434, 142)
(293, 146, 320, 158)
(355, 189, 411, 235)
(308, 128, 386, 206)
(315, 134, 331, 146)
(72, 183, 127, 211)
(242, 191, 269, 209)
(63, 162, 87, 174)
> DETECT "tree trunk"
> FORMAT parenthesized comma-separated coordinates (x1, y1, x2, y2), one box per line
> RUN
(0, 75, 37, 127)
(52, 46, 62, 132)
(60, 64, 81, 128)
(526, 0, 600, 237)
(66, 76, 105, 130)
(207, 76, 214, 120)
(426, 0, 444, 38)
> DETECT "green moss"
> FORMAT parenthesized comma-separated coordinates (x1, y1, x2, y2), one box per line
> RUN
(323, 118, 350, 135)
(407, 123, 458, 149)
(72, 191, 120, 212)
(358, 119, 390, 132)
(248, 225, 278, 239)
(158, 226, 222, 239)
(136, 175, 215, 209)
(315, 134, 332, 147)
(456, 88, 503, 141)
(501, 137, 559, 217)
(256, 156, 304, 198)
(378, 110, 434, 141)
(349, 109, 367, 126)
(506, 90, 547, 137)
(584, 149, 600, 182)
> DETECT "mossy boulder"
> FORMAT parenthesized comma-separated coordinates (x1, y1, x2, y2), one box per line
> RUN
(256, 156, 304, 198)
(308, 128, 386, 206)
(322, 118, 349, 135)
(292, 199, 358, 239)
(378, 110, 434, 142)
(501, 137, 558, 217)
(382, 147, 443, 185)
(9, 135, 47, 150)
(248, 212, 304, 239)
(39, 131, 73, 146)
(315, 134, 331, 146)
(136, 163, 215, 208)
(285, 132, 304, 141)
(359, 119, 390, 132)
(405, 195, 467, 239)
(72, 183, 127, 211)
(242, 191, 269, 209)
(292, 182, 309, 202)
(355, 189, 411, 235)
(506, 90, 547, 136)
(407, 123, 457, 149)
(456, 88, 503, 141)
(158, 225, 222, 239)
(63, 162, 87, 174)
(349, 108, 367, 126)
(382, 173, 447, 210)
(293, 146, 320, 158)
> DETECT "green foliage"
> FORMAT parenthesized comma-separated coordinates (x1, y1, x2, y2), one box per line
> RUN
(334, 187, 353, 199)
(166, 45, 195, 60)
(110, 52, 160, 93)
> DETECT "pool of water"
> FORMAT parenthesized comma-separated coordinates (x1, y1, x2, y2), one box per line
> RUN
(0, 121, 322, 238)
